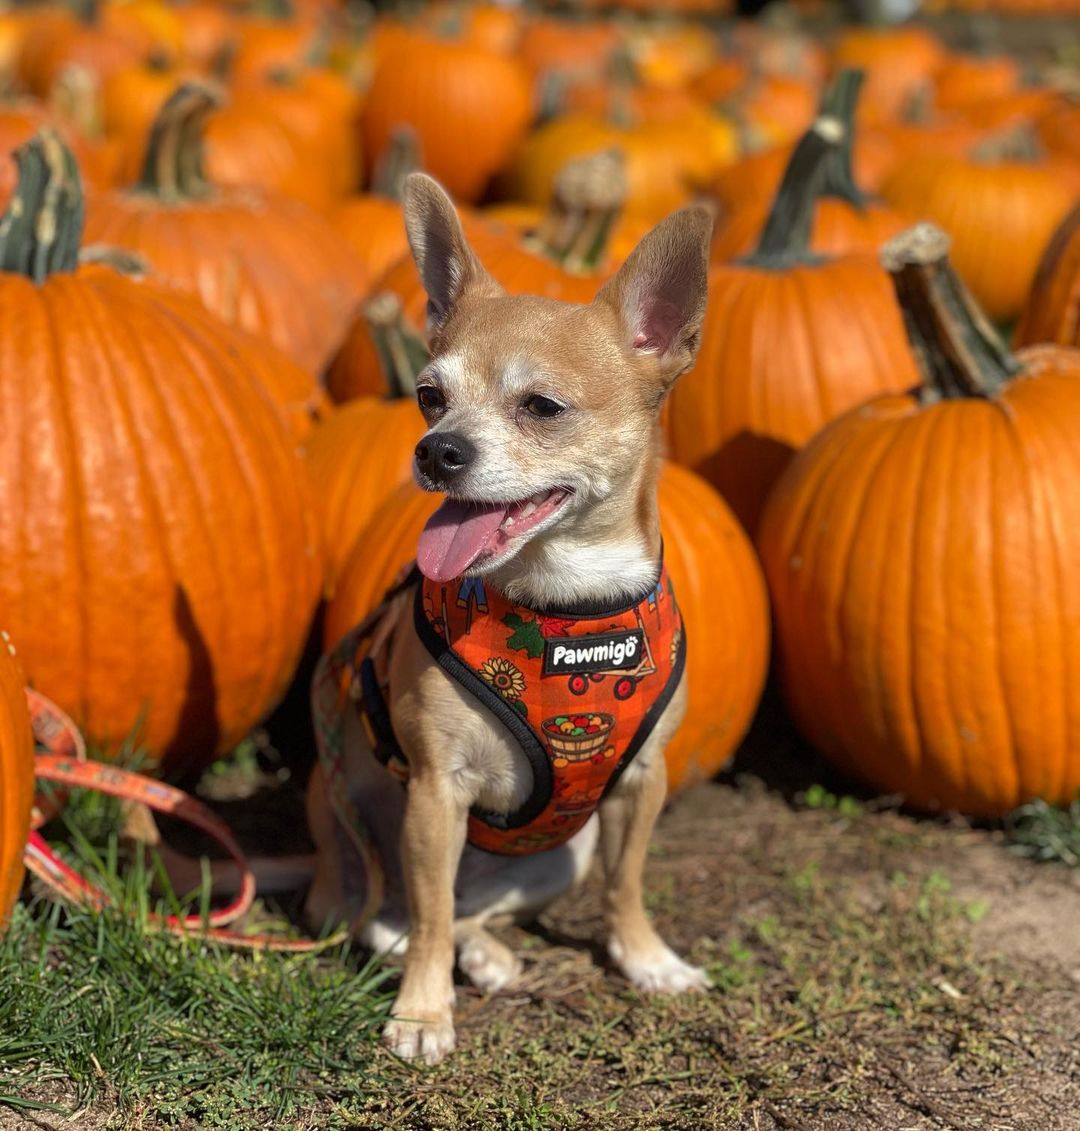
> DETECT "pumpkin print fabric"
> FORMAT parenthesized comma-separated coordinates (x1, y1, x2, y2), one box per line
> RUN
(413, 567, 686, 855)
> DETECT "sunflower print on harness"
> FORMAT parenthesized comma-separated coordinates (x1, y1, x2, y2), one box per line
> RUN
(478, 657, 527, 701)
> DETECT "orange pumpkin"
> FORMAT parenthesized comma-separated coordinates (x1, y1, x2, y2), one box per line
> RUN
(17, 3, 168, 96)
(326, 288, 430, 403)
(1015, 202, 1080, 349)
(0, 7, 30, 90)
(1036, 98, 1080, 163)
(228, 65, 363, 202)
(228, 10, 321, 81)
(0, 101, 117, 209)
(880, 130, 1078, 322)
(203, 88, 344, 213)
(710, 71, 912, 261)
(85, 84, 367, 376)
(759, 223, 1080, 816)
(0, 129, 322, 772)
(932, 54, 1020, 115)
(175, 0, 237, 74)
(361, 32, 532, 204)
(517, 15, 620, 84)
(305, 394, 426, 597)
(100, 55, 191, 184)
(326, 463, 770, 795)
(667, 117, 920, 536)
(324, 483, 437, 651)
(830, 25, 945, 125)
(657, 463, 769, 792)
(502, 110, 727, 223)
(0, 633, 33, 930)
(721, 74, 819, 149)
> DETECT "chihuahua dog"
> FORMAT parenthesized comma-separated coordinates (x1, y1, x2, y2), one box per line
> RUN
(304, 173, 713, 1065)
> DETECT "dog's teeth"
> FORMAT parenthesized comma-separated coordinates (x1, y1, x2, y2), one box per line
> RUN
(530, 491, 546, 505)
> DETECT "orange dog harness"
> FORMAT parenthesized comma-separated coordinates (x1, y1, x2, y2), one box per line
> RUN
(354, 566, 686, 855)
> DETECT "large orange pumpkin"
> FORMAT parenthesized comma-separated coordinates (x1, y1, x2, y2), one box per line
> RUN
(880, 130, 1078, 323)
(667, 117, 920, 536)
(0, 633, 33, 930)
(1015, 202, 1080, 349)
(759, 223, 1080, 816)
(85, 83, 367, 376)
(0, 129, 322, 772)
(361, 31, 532, 203)
(326, 464, 769, 794)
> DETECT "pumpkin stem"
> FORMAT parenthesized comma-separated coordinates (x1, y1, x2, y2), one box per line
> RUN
(0, 128, 83, 282)
(525, 148, 627, 274)
(881, 223, 1020, 402)
(364, 292, 430, 399)
(137, 82, 223, 202)
(371, 127, 422, 202)
(743, 115, 844, 268)
(819, 68, 870, 209)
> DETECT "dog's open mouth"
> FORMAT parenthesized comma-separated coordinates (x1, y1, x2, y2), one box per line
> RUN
(417, 488, 572, 582)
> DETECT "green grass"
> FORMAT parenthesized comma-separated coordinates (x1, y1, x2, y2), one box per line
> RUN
(1, 798, 394, 1129)
(1006, 794, 1080, 867)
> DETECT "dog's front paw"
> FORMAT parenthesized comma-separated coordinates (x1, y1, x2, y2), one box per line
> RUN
(458, 932, 522, 994)
(383, 1011, 456, 1065)
(610, 938, 711, 995)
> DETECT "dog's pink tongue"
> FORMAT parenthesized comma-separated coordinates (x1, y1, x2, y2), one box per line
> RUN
(417, 499, 509, 582)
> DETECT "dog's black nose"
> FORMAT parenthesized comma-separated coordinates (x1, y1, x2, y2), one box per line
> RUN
(415, 432, 475, 485)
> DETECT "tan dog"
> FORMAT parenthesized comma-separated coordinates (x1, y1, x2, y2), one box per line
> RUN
(305, 174, 713, 1065)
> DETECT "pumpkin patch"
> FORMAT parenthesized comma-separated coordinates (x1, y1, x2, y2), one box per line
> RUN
(0, 0, 1076, 962)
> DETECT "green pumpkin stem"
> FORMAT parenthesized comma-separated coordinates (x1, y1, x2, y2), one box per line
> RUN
(744, 115, 844, 268)
(0, 129, 84, 282)
(364, 292, 430, 398)
(881, 223, 1020, 402)
(819, 68, 869, 209)
(371, 127, 422, 202)
(525, 148, 627, 274)
(138, 82, 222, 202)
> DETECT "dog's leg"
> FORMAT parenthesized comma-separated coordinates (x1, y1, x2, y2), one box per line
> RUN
(382, 772, 467, 1065)
(599, 751, 709, 994)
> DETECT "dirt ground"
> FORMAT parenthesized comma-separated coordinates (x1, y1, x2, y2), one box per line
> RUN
(5, 686, 1079, 1131)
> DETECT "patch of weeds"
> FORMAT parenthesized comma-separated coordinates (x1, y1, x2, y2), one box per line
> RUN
(798, 783, 863, 818)
(1006, 795, 1080, 866)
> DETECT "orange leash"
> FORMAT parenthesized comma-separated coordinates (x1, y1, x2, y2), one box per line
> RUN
(23, 689, 344, 952)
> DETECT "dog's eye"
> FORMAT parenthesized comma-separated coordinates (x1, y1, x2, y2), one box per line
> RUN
(417, 385, 445, 412)
(523, 395, 566, 419)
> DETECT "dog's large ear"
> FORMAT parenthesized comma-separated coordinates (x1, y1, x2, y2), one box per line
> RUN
(595, 205, 712, 386)
(403, 173, 501, 335)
